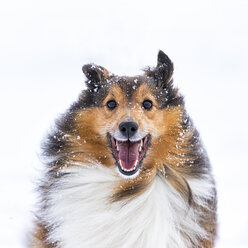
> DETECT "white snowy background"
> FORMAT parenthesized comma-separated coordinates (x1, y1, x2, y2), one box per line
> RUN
(0, 0, 247, 247)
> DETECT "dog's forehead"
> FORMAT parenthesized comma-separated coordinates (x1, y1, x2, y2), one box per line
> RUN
(108, 75, 154, 100)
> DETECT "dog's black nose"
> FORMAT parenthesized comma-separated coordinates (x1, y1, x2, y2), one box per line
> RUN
(119, 121, 138, 138)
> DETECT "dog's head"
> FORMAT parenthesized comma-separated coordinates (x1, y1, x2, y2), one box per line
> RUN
(65, 50, 184, 180)
(44, 50, 207, 202)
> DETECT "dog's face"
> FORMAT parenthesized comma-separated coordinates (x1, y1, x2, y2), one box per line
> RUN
(70, 51, 185, 180)
(90, 82, 167, 177)
(106, 83, 160, 177)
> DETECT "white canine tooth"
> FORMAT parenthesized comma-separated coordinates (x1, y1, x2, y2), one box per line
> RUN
(119, 160, 122, 167)
(139, 139, 143, 152)
(134, 160, 138, 168)
(116, 144, 119, 152)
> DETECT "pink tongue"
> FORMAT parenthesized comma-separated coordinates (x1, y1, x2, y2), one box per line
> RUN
(118, 141, 141, 169)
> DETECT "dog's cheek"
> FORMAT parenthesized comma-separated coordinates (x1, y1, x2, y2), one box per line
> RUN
(94, 109, 117, 138)
(75, 108, 105, 138)
(143, 109, 167, 139)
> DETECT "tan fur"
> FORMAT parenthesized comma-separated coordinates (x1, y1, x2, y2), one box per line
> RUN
(30, 224, 56, 248)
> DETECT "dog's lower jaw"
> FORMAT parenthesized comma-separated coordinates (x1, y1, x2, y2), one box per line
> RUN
(116, 164, 141, 179)
(39, 163, 216, 248)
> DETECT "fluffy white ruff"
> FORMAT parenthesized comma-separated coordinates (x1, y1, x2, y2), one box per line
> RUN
(44, 164, 215, 248)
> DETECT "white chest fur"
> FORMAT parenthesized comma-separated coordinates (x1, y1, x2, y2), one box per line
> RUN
(45, 165, 214, 248)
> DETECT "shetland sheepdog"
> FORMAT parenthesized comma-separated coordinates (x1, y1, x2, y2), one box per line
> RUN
(31, 51, 217, 248)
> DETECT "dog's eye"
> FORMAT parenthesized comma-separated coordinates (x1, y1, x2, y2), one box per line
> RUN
(142, 100, 153, 110)
(107, 100, 117, 110)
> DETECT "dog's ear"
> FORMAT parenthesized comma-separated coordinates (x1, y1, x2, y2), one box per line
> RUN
(146, 50, 174, 88)
(82, 64, 110, 90)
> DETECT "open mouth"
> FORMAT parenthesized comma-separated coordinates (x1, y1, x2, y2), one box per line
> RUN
(109, 135, 150, 176)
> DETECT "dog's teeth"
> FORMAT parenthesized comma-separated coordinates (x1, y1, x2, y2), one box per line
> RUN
(119, 160, 138, 172)
(139, 140, 143, 152)
(116, 144, 119, 152)
(119, 160, 122, 167)
(134, 160, 138, 168)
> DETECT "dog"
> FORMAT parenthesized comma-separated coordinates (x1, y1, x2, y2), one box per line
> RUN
(30, 50, 217, 248)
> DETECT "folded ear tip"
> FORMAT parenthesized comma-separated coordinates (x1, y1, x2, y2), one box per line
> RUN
(158, 50, 171, 64)
(158, 49, 166, 57)
(82, 63, 110, 84)
(82, 63, 93, 74)
(82, 64, 88, 71)
(82, 64, 98, 81)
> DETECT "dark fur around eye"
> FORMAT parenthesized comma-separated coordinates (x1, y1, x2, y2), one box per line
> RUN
(107, 100, 117, 110)
(143, 100, 153, 110)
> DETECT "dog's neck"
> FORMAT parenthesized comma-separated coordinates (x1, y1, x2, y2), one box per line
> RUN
(44, 164, 214, 248)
